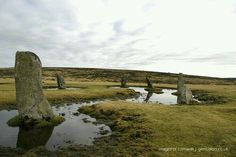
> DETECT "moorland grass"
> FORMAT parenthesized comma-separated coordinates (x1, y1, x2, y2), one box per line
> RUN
(0, 78, 137, 107)
(77, 100, 236, 157)
(0, 77, 235, 157)
(74, 84, 236, 157)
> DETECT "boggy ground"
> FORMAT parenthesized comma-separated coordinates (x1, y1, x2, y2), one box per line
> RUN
(0, 77, 236, 157)
(0, 78, 138, 109)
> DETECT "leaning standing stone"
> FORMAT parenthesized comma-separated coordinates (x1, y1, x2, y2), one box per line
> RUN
(120, 77, 128, 88)
(14, 51, 53, 120)
(146, 77, 153, 89)
(56, 74, 66, 89)
(177, 73, 184, 92)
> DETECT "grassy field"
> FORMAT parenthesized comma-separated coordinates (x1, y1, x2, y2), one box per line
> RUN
(68, 83, 236, 157)
(0, 77, 137, 108)
(76, 101, 236, 157)
(0, 68, 236, 157)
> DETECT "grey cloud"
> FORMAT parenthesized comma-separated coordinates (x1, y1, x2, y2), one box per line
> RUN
(0, 0, 149, 68)
(0, 0, 235, 77)
(112, 20, 147, 36)
(146, 50, 236, 66)
(0, 0, 85, 66)
(188, 52, 236, 65)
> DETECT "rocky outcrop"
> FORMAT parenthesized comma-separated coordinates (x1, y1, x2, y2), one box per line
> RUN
(120, 77, 128, 88)
(177, 73, 193, 104)
(56, 74, 66, 89)
(14, 51, 53, 120)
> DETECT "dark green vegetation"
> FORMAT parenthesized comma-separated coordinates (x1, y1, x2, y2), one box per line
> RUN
(1, 67, 236, 84)
(192, 90, 227, 104)
(7, 115, 65, 128)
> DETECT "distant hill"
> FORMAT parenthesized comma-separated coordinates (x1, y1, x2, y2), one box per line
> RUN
(0, 67, 235, 85)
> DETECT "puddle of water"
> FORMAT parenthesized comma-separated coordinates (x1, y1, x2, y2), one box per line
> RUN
(0, 86, 178, 151)
(0, 110, 19, 148)
(126, 87, 177, 104)
(0, 101, 111, 151)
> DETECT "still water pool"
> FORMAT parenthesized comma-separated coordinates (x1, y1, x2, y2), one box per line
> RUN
(125, 87, 177, 105)
(0, 101, 110, 151)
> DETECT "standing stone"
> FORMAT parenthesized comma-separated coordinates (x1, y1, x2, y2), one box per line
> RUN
(177, 73, 193, 104)
(56, 74, 66, 89)
(146, 77, 153, 89)
(15, 51, 53, 120)
(177, 86, 193, 104)
(177, 73, 184, 92)
(120, 77, 128, 88)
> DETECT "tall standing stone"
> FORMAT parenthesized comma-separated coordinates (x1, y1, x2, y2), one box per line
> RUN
(120, 77, 128, 88)
(56, 74, 66, 89)
(177, 73, 193, 104)
(15, 51, 53, 120)
(146, 77, 153, 89)
(177, 73, 184, 92)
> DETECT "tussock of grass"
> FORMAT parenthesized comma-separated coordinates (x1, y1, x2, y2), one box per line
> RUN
(7, 115, 65, 128)
(7, 115, 22, 127)
(78, 101, 236, 157)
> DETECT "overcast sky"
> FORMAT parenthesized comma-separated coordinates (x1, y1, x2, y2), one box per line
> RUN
(0, 0, 236, 77)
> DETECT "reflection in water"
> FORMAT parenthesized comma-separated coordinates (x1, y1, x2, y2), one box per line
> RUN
(126, 87, 177, 104)
(177, 96, 181, 104)
(144, 92, 153, 102)
(17, 127, 54, 150)
(0, 110, 18, 148)
(0, 101, 111, 151)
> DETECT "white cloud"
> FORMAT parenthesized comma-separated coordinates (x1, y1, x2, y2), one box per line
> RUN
(0, 0, 236, 77)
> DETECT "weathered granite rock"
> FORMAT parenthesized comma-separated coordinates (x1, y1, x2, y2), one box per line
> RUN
(177, 73, 193, 104)
(146, 77, 153, 89)
(120, 77, 128, 88)
(56, 74, 66, 89)
(177, 86, 193, 104)
(177, 73, 185, 92)
(14, 51, 53, 120)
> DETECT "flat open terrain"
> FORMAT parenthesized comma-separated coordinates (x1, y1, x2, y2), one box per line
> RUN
(0, 68, 235, 157)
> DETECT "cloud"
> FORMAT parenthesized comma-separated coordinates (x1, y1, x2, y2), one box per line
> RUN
(188, 52, 236, 65)
(0, 0, 236, 77)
